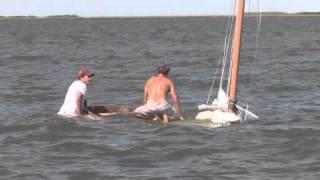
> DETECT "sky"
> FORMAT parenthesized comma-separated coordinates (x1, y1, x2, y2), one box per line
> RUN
(0, 0, 319, 17)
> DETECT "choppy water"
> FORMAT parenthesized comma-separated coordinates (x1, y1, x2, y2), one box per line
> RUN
(0, 16, 319, 179)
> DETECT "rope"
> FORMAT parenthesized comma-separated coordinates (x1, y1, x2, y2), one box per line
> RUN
(218, 11, 234, 94)
(245, 104, 249, 122)
(206, 0, 262, 107)
(238, 0, 262, 122)
(225, 0, 237, 97)
(205, 57, 221, 104)
(245, 0, 262, 103)
(206, 0, 236, 104)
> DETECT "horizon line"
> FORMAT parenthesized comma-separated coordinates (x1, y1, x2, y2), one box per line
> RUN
(0, 11, 319, 19)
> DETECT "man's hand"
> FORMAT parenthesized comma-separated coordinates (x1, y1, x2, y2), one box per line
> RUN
(179, 115, 185, 121)
(88, 110, 103, 120)
(94, 115, 103, 120)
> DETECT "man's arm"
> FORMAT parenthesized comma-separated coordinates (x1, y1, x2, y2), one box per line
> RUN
(75, 91, 83, 115)
(169, 81, 184, 120)
(143, 79, 150, 104)
(87, 108, 103, 120)
(75, 91, 102, 120)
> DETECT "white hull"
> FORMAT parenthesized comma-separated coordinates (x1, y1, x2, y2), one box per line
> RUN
(195, 110, 241, 126)
(58, 112, 117, 120)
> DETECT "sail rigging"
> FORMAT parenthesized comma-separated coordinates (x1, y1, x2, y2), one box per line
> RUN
(196, 0, 260, 125)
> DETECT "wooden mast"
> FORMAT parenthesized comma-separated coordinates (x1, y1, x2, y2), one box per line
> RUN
(229, 0, 245, 112)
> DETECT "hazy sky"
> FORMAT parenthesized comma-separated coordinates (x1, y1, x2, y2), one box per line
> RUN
(0, 0, 319, 17)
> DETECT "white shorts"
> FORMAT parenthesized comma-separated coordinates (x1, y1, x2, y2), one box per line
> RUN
(134, 101, 172, 116)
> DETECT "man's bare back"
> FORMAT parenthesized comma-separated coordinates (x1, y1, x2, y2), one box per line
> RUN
(134, 64, 184, 122)
(144, 75, 172, 103)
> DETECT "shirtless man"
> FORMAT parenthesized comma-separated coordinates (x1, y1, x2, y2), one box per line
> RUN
(58, 67, 102, 120)
(134, 64, 184, 123)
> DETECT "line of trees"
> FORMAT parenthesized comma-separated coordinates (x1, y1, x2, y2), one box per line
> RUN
(0, 15, 79, 18)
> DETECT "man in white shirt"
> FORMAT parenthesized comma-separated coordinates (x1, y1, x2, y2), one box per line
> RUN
(58, 67, 102, 120)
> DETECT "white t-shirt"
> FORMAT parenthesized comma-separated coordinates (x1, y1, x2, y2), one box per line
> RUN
(58, 80, 87, 116)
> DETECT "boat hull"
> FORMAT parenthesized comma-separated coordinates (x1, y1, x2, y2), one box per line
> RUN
(195, 110, 241, 125)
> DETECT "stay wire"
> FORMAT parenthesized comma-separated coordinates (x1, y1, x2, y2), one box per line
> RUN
(206, 0, 236, 104)
(245, 0, 262, 104)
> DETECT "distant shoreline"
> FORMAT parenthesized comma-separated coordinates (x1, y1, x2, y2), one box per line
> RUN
(0, 12, 320, 19)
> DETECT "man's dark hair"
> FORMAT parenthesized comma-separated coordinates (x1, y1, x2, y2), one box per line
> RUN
(157, 64, 170, 75)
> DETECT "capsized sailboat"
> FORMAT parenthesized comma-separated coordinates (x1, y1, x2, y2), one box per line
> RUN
(196, 0, 259, 125)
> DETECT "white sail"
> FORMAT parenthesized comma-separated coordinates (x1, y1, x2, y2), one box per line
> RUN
(198, 88, 228, 111)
